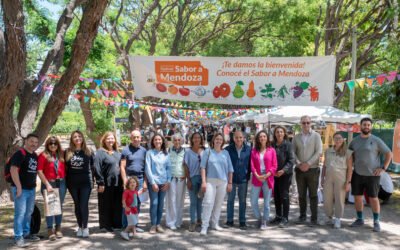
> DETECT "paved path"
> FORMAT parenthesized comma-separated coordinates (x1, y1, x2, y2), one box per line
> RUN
(1, 187, 400, 250)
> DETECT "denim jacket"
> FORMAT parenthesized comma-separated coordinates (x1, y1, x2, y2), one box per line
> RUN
(225, 143, 251, 184)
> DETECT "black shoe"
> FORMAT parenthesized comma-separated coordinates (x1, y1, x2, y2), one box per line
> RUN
(279, 218, 289, 228)
(105, 227, 114, 232)
(23, 234, 40, 242)
(239, 223, 248, 230)
(309, 220, 319, 227)
(270, 217, 282, 224)
(224, 221, 234, 228)
(296, 216, 306, 224)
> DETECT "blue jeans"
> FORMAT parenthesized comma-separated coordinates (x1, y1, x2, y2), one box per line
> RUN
(188, 175, 203, 224)
(122, 177, 143, 228)
(227, 182, 248, 224)
(148, 183, 167, 226)
(41, 179, 67, 229)
(11, 187, 36, 239)
(250, 181, 272, 221)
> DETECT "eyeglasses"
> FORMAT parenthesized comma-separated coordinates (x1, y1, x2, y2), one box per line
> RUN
(333, 137, 343, 141)
(302, 122, 311, 125)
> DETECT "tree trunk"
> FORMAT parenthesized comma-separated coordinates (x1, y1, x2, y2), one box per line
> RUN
(78, 81, 101, 147)
(170, 4, 186, 56)
(141, 107, 153, 127)
(129, 107, 142, 130)
(0, 0, 26, 198)
(17, 0, 84, 138)
(34, 0, 109, 144)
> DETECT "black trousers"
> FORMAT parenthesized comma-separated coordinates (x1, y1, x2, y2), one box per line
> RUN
(274, 174, 292, 220)
(68, 185, 91, 228)
(296, 168, 320, 221)
(98, 185, 123, 229)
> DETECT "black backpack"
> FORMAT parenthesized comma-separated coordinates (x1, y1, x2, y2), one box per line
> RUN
(30, 204, 41, 235)
(4, 148, 26, 183)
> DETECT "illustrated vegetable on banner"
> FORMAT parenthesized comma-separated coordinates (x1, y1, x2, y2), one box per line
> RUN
(129, 56, 336, 106)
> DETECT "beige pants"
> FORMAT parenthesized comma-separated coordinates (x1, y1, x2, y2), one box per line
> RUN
(323, 169, 346, 219)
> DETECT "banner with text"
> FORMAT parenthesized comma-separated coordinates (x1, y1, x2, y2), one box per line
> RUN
(393, 119, 400, 165)
(129, 56, 336, 106)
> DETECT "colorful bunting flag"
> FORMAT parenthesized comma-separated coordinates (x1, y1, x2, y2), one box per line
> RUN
(376, 74, 386, 85)
(94, 79, 103, 87)
(386, 71, 397, 83)
(366, 77, 375, 87)
(336, 82, 345, 92)
(355, 78, 365, 89)
(346, 80, 355, 91)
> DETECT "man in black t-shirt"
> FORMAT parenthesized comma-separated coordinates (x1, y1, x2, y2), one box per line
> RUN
(10, 133, 40, 247)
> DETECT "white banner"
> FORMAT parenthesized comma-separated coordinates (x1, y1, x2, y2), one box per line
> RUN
(129, 56, 336, 106)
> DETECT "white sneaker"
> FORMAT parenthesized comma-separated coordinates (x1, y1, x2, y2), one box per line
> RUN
(260, 221, 268, 230)
(120, 231, 130, 241)
(333, 218, 341, 229)
(212, 224, 223, 231)
(136, 227, 144, 233)
(170, 226, 177, 230)
(200, 228, 207, 236)
(76, 228, 83, 237)
(82, 228, 89, 238)
(128, 232, 133, 237)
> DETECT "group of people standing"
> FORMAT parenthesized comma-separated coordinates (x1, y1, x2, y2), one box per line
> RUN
(8, 116, 392, 247)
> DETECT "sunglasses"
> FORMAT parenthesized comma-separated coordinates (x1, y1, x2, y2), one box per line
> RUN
(302, 122, 311, 125)
(198, 155, 201, 162)
(49, 142, 58, 146)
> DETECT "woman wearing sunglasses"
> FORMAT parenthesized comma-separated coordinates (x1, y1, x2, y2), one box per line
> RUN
(321, 132, 353, 229)
(184, 132, 205, 232)
(37, 136, 66, 241)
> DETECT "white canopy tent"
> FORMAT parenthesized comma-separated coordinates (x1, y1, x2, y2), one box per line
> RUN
(253, 106, 370, 124)
(156, 114, 187, 124)
(231, 112, 260, 122)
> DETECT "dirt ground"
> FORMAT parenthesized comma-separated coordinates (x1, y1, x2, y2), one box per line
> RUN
(1, 186, 400, 250)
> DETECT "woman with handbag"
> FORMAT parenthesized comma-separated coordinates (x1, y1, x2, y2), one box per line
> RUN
(94, 131, 123, 232)
(250, 130, 277, 230)
(200, 133, 234, 236)
(184, 132, 205, 232)
(37, 136, 66, 240)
